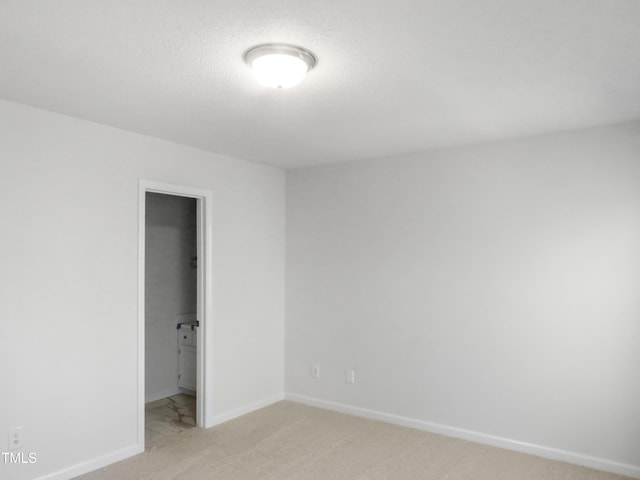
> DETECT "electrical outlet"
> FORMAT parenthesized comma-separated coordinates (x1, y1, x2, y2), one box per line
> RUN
(9, 427, 23, 450)
(346, 369, 355, 384)
(311, 364, 320, 379)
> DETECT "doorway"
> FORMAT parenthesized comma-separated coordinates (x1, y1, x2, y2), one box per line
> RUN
(145, 192, 197, 443)
(137, 180, 212, 449)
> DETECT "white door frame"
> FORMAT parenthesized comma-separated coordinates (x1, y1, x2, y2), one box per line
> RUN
(137, 179, 212, 447)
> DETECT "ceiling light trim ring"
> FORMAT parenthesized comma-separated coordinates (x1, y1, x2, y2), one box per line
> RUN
(243, 43, 317, 72)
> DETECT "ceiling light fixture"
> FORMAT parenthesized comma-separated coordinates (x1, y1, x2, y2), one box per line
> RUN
(244, 43, 317, 89)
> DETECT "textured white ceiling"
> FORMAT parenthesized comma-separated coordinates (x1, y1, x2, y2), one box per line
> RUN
(1, 1, 639, 168)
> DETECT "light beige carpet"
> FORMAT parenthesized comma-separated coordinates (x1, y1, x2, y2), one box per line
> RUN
(77, 401, 632, 480)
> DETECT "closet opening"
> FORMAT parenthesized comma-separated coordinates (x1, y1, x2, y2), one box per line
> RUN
(138, 180, 212, 449)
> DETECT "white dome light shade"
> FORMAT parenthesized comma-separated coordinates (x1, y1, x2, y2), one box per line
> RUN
(251, 53, 308, 89)
(244, 44, 316, 89)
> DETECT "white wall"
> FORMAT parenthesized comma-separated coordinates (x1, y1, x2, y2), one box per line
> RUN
(0, 98, 285, 480)
(286, 122, 640, 476)
(145, 193, 197, 402)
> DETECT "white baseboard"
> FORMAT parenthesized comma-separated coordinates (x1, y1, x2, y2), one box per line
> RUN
(205, 392, 285, 428)
(285, 393, 640, 479)
(37, 444, 142, 480)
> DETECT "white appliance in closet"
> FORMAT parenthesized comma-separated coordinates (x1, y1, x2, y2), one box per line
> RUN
(176, 313, 197, 392)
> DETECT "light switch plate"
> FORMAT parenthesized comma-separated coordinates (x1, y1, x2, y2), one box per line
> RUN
(346, 369, 355, 384)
